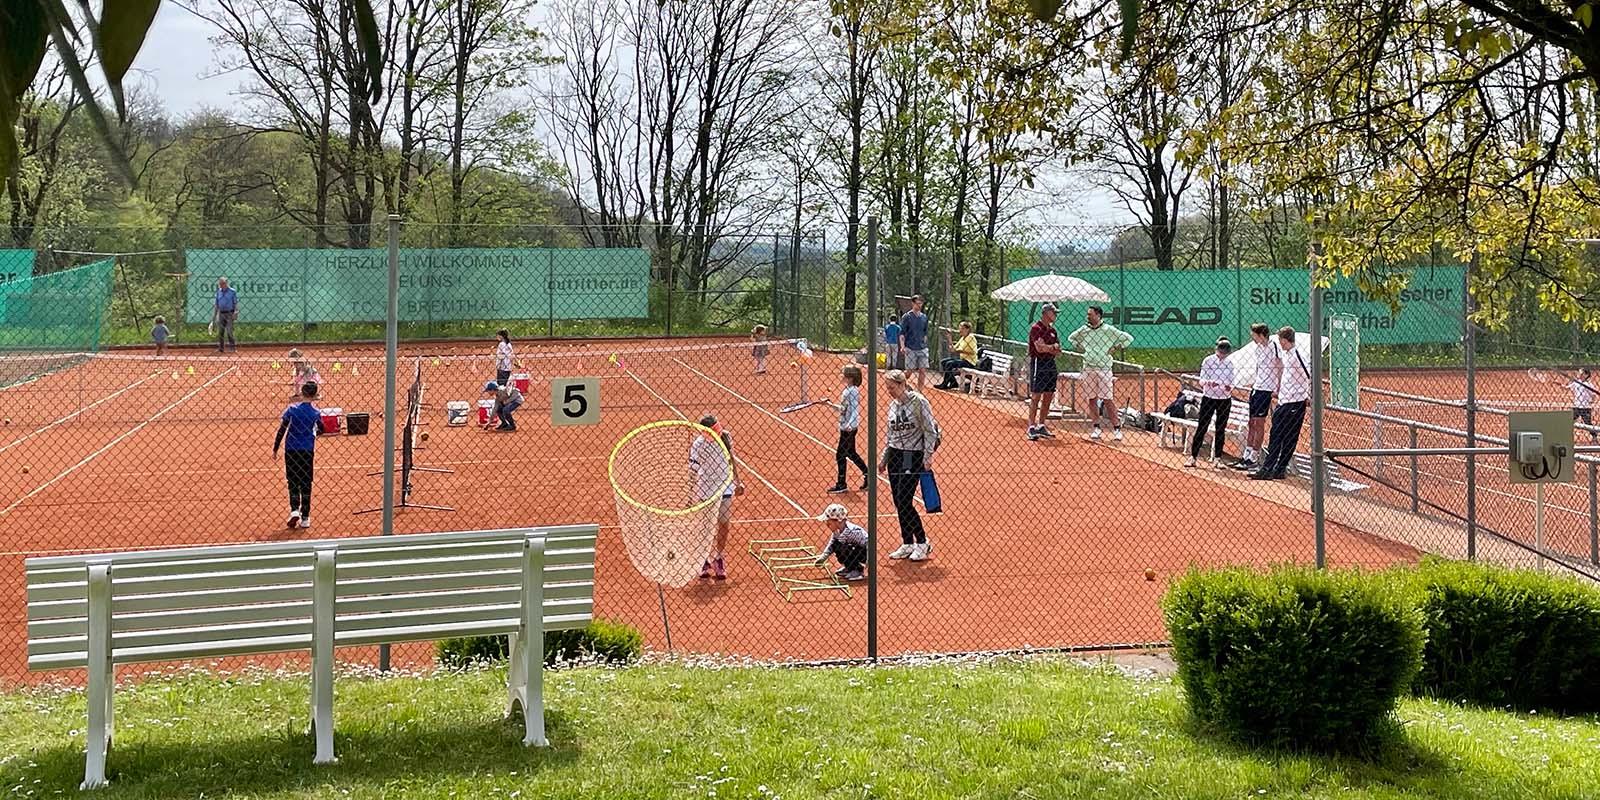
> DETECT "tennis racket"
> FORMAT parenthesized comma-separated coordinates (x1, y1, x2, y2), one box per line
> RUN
(779, 400, 830, 414)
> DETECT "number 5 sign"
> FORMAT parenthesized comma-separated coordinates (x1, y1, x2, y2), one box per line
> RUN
(550, 377, 601, 427)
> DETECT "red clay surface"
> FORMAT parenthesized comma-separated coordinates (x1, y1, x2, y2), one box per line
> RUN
(1, 338, 1416, 682)
(1324, 367, 1600, 567)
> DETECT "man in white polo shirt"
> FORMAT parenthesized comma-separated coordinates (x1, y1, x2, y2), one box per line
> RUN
(1233, 322, 1281, 471)
(1251, 326, 1312, 481)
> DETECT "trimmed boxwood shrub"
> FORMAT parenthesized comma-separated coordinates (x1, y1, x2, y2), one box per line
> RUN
(436, 619, 643, 669)
(1407, 558, 1600, 712)
(1163, 566, 1425, 750)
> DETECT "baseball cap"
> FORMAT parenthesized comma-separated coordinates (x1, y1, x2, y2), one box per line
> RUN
(483, 381, 498, 392)
(1215, 336, 1232, 351)
(1041, 303, 1057, 313)
(817, 503, 849, 522)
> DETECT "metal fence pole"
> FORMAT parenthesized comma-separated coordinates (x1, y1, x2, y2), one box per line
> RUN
(1590, 461, 1598, 565)
(379, 214, 400, 673)
(1309, 248, 1326, 569)
(1465, 255, 1477, 561)
(547, 249, 556, 338)
(1409, 425, 1419, 514)
(866, 216, 880, 662)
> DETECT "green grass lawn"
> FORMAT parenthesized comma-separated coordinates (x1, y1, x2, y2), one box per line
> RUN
(2, 658, 1596, 799)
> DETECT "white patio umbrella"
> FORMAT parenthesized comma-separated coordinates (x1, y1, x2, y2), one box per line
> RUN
(990, 273, 1112, 304)
(1226, 332, 1329, 388)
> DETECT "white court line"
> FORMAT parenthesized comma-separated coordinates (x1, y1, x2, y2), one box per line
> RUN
(621, 367, 810, 517)
(0, 370, 163, 455)
(82, 454, 607, 480)
(1, 366, 238, 516)
(673, 358, 924, 509)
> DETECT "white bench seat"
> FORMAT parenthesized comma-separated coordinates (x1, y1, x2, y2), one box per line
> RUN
(1150, 390, 1251, 452)
(24, 524, 597, 789)
(959, 350, 1014, 397)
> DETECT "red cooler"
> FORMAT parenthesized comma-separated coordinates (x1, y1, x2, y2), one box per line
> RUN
(477, 399, 496, 425)
(512, 372, 530, 393)
(319, 407, 343, 435)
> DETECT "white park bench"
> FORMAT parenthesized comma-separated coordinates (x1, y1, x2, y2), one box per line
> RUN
(1290, 452, 1368, 492)
(25, 524, 597, 789)
(958, 350, 1015, 397)
(1150, 390, 1251, 452)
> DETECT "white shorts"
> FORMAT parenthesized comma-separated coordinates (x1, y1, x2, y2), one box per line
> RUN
(1081, 368, 1114, 401)
(717, 496, 733, 524)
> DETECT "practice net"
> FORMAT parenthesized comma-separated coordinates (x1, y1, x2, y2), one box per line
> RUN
(608, 420, 731, 588)
(0, 259, 116, 362)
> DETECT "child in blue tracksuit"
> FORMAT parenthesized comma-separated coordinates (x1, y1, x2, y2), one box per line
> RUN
(274, 381, 321, 530)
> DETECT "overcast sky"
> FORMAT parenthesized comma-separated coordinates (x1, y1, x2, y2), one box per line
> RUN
(130, 3, 1134, 230)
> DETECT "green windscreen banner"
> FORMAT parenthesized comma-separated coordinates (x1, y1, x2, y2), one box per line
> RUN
(1004, 266, 1466, 348)
(0, 250, 33, 284)
(183, 248, 651, 324)
(0, 258, 115, 350)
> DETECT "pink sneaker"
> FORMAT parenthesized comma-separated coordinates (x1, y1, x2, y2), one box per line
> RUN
(713, 556, 727, 580)
(699, 560, 712, 580)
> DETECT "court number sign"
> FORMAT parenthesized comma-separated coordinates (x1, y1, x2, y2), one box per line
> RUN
(550, 377, 601, 427)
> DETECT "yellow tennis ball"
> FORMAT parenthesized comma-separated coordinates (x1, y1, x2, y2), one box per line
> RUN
(2, 418, 9, 425)
(21, 466, 29, 474)
(419, 431, 430, 442)
(790, 360, 797, 368)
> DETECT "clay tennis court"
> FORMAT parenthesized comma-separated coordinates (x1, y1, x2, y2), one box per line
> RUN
(0, 337, 1420, 681)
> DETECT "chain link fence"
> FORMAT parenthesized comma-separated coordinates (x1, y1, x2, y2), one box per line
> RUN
(1, 218, 1596, 685)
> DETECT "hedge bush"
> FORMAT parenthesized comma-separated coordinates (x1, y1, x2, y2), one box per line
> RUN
(1163, 566, 1425, 750)
(1407, 559, 1600, 712)
(436, 619, 643, 670)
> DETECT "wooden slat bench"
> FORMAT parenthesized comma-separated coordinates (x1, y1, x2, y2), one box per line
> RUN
(1291, 452, 1368, 492)
(25, 524, 597, 789)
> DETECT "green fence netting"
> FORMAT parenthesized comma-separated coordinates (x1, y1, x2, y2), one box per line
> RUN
(0, 258, 115, 352)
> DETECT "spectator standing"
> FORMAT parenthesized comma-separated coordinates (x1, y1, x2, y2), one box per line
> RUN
(1026, 305, 1063, 441)
(1251, 327, 1312, 480)
(1068, 306, 1134, 440)
(937, 321, 979, 389)
(900, 295, 931, 392)
(1568, 368, 1598, 443)
(1234, 322, 1280, 472)
(212, 277, 239, 352)
(1186, 337, 1236, 469)
(883, 314, 903, 370)
(879, 370, 938, 561)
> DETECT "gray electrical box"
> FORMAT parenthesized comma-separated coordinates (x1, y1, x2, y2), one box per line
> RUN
(1507, 411, 1574, 484)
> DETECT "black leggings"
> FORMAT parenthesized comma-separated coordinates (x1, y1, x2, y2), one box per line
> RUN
(836, 429, 867, 484)
(285, 449, 314, 517)
(887, 448, 926, 545)
(1190, 396, 1232, 458)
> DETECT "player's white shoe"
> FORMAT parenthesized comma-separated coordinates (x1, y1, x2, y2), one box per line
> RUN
(300, 518, 311, 529)
(888, 544, 915, 560)
(909, 542, 931, 561)
(1183, 456, 1196, 467)
(286, 510, 301, 530)
(1090, 426, 1102, 440)
(1112, 428, 1123, 442)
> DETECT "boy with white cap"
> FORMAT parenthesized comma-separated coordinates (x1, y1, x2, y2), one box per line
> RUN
(813, 503, 868, 581)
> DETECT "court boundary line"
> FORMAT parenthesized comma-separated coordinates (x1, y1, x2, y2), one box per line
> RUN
(0, 370, 164, 455)
(81, 454, 608, 480)
(671, 357, 926, 510)
(620, 366, 810, 517)
(1, 366, 238, 516)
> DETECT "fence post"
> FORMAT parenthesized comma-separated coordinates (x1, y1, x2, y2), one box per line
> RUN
(547, 249, 556, 338)
(379, 213, 400, 673)
(664, 225, 675, 337)
(1310, 245, 1326, 570)
(866, 216, 880, 662)
(1464, 254, 1477, 561)
(1409, 425, 1419, 514)
(1590, 461, 1598, 565)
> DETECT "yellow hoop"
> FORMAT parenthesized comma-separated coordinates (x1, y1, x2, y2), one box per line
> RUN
(607, 420, 732, 517)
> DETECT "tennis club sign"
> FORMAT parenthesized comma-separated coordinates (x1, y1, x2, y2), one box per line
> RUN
(184, 248, 650, 324)
(1004, 266, 1466, 348)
